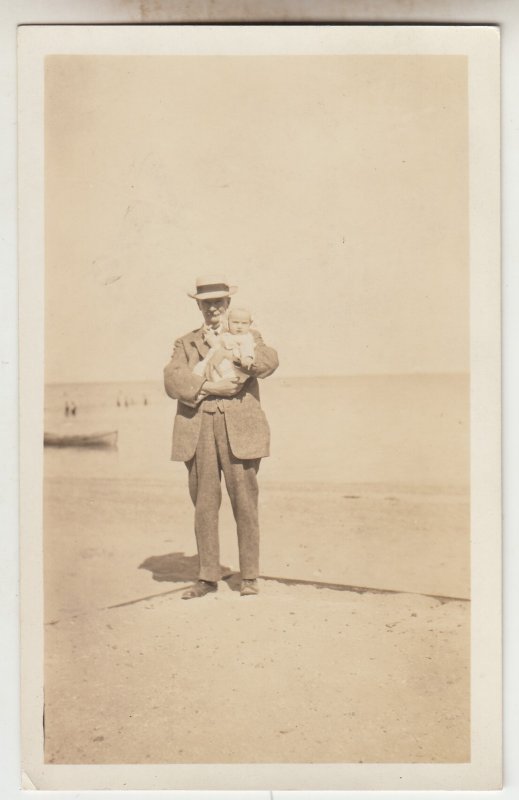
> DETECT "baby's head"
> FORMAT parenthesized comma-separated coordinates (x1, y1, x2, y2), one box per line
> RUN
(227, 307, 253, 334)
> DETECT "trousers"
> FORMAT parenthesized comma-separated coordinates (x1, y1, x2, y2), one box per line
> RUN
(186, 408, 260, 582)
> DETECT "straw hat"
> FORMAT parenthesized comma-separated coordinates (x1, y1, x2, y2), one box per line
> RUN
(187, 275, 238, 300)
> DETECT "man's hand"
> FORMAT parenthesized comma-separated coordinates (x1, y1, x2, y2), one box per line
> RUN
(203, 379, 243, 398)
(233, 358, 254, 374)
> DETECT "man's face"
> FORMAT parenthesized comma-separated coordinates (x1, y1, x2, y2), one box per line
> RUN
(197, 297, 230, 328)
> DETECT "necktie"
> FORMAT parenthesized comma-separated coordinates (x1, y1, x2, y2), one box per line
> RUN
(204, 327, 221, 345)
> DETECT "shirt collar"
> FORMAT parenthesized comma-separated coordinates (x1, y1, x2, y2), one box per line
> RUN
(203, 324, 223, 336)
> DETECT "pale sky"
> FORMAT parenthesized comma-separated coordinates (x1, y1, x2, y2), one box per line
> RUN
(45, 55, 468, 383)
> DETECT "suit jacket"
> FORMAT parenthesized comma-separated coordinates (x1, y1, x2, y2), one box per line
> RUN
(164, 327, 279, 462)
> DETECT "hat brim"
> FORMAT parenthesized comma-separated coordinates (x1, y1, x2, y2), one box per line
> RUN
(187, 286, 238, 300)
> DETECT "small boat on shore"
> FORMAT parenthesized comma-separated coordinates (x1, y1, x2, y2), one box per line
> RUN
(44, 430, 118, 449)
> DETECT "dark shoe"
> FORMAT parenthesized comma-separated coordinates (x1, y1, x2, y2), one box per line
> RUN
(240, 579, 259, 596)
(182, 580, 218, 600)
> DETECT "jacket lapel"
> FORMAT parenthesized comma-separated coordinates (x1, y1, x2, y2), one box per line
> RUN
(191, 327, 210, 359)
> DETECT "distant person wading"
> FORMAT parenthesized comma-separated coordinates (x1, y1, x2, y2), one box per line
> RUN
(163, 275, 279, 599)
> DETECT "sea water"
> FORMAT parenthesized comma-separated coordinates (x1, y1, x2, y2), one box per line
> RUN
(44, 374, 469, 491)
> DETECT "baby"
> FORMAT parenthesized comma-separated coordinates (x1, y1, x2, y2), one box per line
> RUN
(193, 307, 255, 384)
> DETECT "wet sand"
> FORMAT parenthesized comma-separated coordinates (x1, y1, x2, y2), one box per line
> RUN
(43, 475, 470, 764)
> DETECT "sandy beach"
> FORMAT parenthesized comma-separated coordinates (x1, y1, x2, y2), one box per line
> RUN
(43, 476, 469, 764)
(43, 375, 470, 764)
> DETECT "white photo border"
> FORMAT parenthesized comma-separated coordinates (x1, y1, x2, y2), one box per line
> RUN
(17, 23, 500, 792)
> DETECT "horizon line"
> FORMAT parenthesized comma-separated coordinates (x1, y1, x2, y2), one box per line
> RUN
(44, 370, 470, 387)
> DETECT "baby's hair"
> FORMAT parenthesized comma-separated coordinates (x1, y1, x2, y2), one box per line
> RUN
(228, 306, 253, 322)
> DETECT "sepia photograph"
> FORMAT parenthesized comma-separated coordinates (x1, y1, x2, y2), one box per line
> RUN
(18, 24, 501, 791)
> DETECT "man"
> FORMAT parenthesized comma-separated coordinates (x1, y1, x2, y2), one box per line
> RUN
(164, 275, 279, 599)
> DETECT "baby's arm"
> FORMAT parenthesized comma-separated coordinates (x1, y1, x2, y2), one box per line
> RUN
(238, 332, 255, 367)
(193, 347, 218, 377)
(192, 360, 206, 377)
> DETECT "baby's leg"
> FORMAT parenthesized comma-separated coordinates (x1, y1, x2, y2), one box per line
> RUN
(215, 358, 237, 380)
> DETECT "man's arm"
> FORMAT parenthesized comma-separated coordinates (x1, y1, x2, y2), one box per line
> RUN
(199, 378, 243, 398)
(164, 338, 205, 408)
(164, 336, 243, 404)
(242, 330, 279, 379)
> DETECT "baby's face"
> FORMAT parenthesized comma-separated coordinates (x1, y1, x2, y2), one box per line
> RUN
(228, 309, 252, 334)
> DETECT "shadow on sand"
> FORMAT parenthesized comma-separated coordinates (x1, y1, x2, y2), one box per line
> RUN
(138, 551, 468, 603)
(138, 551, 241, 592)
